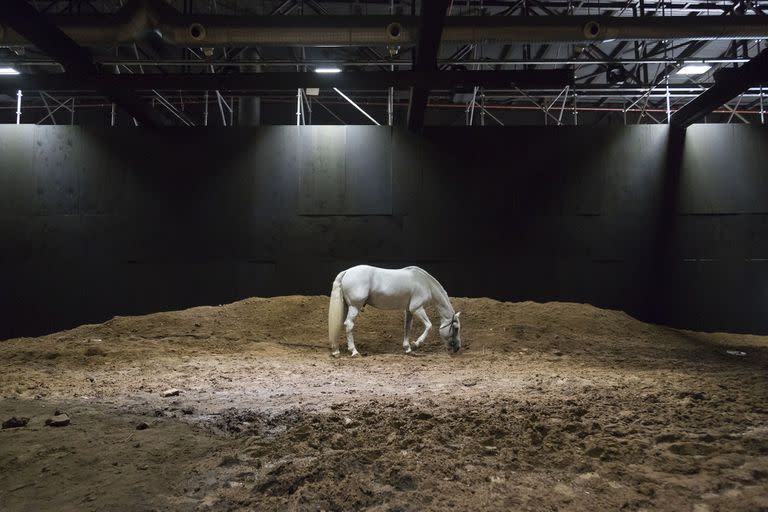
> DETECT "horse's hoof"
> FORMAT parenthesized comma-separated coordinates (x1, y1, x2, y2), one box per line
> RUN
(331, 351, 340, 358)
(350, 350, 360, 357)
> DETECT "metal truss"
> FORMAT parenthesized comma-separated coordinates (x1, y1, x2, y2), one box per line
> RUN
(2, 0, 767, 125)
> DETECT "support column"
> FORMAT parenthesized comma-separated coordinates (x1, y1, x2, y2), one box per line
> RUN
(238, 48, 261, 126)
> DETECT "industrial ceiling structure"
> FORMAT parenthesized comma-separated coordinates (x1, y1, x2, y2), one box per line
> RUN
(1, 0, 767, 127)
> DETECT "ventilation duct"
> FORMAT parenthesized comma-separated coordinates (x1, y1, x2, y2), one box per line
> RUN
(1, 0, 767, 47)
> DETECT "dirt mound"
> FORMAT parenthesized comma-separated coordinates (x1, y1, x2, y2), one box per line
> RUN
(6, 296, 766, 363)
(2, 297, 768, 511)
(7, 295, 648, 343)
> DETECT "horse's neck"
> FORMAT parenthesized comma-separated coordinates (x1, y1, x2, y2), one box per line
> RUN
(408, 267, 454, 322)
(426, 279, 454, 322)
(437, 300, 454, 323)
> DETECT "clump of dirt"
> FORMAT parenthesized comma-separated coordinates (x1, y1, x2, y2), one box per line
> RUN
(1, 296, 768, 511)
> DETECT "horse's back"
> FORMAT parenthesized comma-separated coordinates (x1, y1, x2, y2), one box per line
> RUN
(342, 265, 418, 280)
(340, 265, 427, 310)
(343, 264, 424, 275)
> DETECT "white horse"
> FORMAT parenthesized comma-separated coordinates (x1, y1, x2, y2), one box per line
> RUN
(328, 265, 461, 356)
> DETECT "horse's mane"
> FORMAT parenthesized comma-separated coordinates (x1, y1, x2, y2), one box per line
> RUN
(406, 266, 451, 307)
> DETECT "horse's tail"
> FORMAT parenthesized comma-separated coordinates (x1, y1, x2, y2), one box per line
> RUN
(328, 271, 346, 355)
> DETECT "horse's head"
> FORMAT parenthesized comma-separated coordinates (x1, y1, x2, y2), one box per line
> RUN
(439, 312, 461, 353)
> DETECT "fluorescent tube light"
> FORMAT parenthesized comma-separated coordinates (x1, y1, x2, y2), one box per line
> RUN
(676, 64, 712, 76)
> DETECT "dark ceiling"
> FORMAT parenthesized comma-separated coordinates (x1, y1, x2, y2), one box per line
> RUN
(1, 0, 767, 126)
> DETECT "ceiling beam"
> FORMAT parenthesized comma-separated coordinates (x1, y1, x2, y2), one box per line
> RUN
(5, 57, 756, 68)
(407, 0, 451, 132)
(670, 48, 768, 127)
(4, 11, 768, 47)
(0, 0, 169, 127)
(0, 70, 575, 96)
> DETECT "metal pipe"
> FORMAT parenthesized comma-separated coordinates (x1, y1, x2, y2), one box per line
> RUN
(557, 86, 569, 124)
(215, 90, 227, 126)
(16, 90, 21, 124)
(477, 103, 504, 125)
(573, 91, 578, 125)
(546, 85, 569, 112)
(36, 99, 71, 125)
(0, 0, 414, 47)
(468, 86, 479, 126)
(6, 96, 768, 117)
(203, 90, 209, 126)
(6, 58, 756, 67)
(301, 88, 312, 125)
(299, 90, 306, 125)
(623, 80, 666, 111)
(296, 88, 301, 125)
(117, 60, 193, 125)
(314, 98, 346, 124)
(150, 88, 193, 125)
(481, 90, 486, 127)
(727, 94, 745, 124)
(333, 87, 381, 125)
(39, 92, 56, 125)
(3, 1, 768, 47)
(515, 86, 562, 124)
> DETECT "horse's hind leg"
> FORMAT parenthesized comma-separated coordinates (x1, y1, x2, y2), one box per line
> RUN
(403, 310, 413, 354)
(344, 306, 361, 357)
(412, 307, 432, 348)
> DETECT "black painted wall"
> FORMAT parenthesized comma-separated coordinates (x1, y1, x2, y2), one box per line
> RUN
(1, 124, 767, 339)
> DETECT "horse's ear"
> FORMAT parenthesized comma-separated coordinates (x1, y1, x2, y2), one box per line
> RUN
(455, 312, 461, 319)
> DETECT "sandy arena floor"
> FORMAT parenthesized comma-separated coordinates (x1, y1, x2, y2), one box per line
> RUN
(1, 296, 768, 511)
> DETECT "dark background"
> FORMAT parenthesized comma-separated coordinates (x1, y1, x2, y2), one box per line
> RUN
(1, 124, 767, 339)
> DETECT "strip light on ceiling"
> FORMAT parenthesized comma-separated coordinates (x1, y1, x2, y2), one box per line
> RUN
(676, 64, 712, 76)
(0, 67, 20, 75)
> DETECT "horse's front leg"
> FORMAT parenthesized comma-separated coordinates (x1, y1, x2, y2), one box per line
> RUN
(412, 307, 432, 348)
(403, 310, 413, 353)
(344, 306, 361, 357)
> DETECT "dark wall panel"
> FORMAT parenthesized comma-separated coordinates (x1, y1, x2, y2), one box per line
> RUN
(2, 124, 768, 339)
(32, 126, 80, 216)
(345, 126, 392, 215)
(0, 128, 35, 217)
(680, 125, 768, 214)
(298, 126, 346, 215)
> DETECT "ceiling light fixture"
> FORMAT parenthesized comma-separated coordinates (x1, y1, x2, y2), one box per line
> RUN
(315, 67, 341, 74)
(0, 67, 20, 75)
(676, 64, 712, 76)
